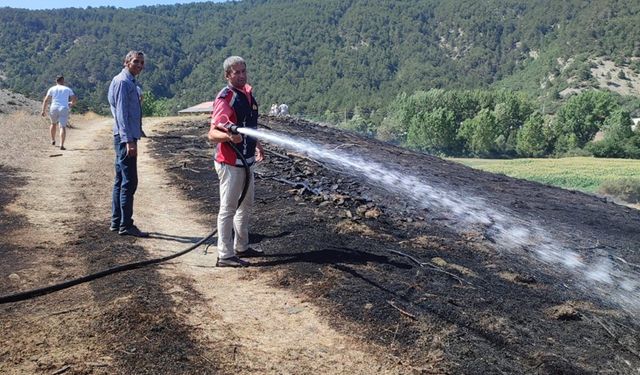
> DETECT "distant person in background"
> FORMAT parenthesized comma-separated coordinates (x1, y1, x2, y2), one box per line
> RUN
(41, 75, 77, 150)
(269, 103, 279, 116)
(108, 50, 148, 237)
(208, 55, 265, 267)
(278, 103, 289, 116)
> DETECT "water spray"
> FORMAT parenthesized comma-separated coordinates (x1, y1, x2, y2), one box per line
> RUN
(237, 126, 640, 315)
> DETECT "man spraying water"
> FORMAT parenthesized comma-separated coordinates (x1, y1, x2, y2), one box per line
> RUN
(208, 56, 265, 267)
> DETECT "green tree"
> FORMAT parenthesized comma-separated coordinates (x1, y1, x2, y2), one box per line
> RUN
(406, 107, 459, 153)
(321, 109, 341, 125)
(554, 133, 580, 155)
(602, 109, 633, 142)
(492, 93, 534, 154)
(458, 108, 499, 156)
(587, 109, 635, 158)
(622, 134, 640, 158)
(339, 107, 372, 135)
(142, 91, 170, 117)
(553, 90, 618, 149)
(516, 112, 548, 157)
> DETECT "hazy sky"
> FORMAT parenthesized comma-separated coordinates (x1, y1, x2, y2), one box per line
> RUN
(0, 0, 224, 10)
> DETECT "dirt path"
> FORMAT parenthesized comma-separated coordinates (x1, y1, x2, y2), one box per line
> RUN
(1, 114, 406, 374)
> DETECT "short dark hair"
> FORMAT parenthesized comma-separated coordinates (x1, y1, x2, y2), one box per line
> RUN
(56, 75, 64, 83)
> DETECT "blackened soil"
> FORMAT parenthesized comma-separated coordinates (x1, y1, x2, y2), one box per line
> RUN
(148, 116, 640, 374)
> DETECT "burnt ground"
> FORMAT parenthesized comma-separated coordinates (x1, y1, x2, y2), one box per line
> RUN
(1, 112, 639, 374)
(148, 115, 640, 374)
(1, 114, 409, 375)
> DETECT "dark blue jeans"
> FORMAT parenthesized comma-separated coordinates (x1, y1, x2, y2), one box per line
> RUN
(111, 135, 138, 230)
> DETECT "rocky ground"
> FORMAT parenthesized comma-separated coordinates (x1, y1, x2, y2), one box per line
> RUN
(1, 111, 640, 374)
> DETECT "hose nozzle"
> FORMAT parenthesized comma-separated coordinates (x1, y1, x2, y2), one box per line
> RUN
(223, 123, 240, 135)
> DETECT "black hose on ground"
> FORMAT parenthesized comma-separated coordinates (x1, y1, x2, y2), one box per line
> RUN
(0, 140, 251, 305)
(0, 230, 217, 304)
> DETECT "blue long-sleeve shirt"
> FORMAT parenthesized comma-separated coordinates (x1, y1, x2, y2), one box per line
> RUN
(108, 68, 142, 143)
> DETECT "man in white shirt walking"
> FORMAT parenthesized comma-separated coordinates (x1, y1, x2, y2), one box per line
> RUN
(41, 75, 77, 150)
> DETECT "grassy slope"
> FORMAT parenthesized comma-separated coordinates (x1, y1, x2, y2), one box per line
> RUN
(449, 156, 640, 193)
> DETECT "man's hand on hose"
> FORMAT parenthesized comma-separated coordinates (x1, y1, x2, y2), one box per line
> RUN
(256, 142, 264, 162)
(228, 132, 242, 143)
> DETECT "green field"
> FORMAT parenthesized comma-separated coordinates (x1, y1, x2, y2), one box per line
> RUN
(449, 157, 640, 193)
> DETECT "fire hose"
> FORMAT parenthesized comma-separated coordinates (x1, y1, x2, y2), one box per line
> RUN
(0, 126, 250, 304)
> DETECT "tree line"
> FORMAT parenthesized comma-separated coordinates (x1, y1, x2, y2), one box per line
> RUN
(338, 89, 640, 159)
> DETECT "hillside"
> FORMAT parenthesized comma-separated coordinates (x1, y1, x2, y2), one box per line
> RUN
(1, 0, 639, 117)
(0, 89, 40, 115)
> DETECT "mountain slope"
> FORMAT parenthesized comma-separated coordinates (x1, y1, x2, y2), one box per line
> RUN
(0, 0, 638, 116)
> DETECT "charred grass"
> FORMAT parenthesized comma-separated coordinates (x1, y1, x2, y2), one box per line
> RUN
(147, 116, 640, 374)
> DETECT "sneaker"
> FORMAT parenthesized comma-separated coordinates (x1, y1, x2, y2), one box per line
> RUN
(60, 146, 66, 150)
(51, 140, 55, 146)
(236, 247, 264, 258)
(109, 224, 119, 232)
(118, 225, 149, 238)
(216, 256, 249, 268)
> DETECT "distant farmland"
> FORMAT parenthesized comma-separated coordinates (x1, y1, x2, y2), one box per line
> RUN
(450, 156, 640, 194)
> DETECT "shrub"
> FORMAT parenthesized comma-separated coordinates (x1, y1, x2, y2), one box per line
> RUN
(554, 133, 580, 154)
(339, 107, 372, 135)
(587, 139, 626, 158)
(598, 178, 640, 203)
(622, 135, 640, 158)
(557, 147, 592, 157)
(141, 91, 171, 117)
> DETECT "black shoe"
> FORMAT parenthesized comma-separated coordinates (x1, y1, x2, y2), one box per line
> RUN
(109, 224, 119, 232)
(51, 140, 55, 146)
(216, 256, 249, 267)
(236, 247, 264, 258)
(60, 146, 66, 150)
(118, 225, 149, 238)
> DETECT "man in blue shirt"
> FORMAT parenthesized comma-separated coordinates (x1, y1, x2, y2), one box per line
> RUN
(108, 50, 148, 237)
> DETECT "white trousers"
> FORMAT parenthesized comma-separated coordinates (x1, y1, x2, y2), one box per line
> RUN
(49, 106, 69, 127)
(215, 161, 255, 259)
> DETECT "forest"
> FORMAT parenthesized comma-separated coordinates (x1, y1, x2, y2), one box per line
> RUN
(1, 0, 640, 157)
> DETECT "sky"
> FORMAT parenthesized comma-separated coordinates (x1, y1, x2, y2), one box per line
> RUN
(0, 0, 224, 10)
